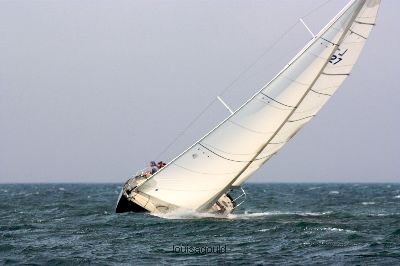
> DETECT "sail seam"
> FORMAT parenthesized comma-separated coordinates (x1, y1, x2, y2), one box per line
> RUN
(354, 20, 375, 26)
(201, 142, 261, 156)
(256, 96, 293, 111)
(260, 92, 297, 108)
(288, 115, 315, 123)
(199, 143, 270, 163)
(199, 143, 250, 163)
(349, 29, 367, 39)
(199, 143, 248, 162)
(321, 72, 350, 76)
(310, 89, 332, 96)
(321, 37, 339, 46)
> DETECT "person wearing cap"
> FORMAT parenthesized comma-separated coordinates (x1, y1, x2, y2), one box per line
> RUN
(150, 161, 158, 174)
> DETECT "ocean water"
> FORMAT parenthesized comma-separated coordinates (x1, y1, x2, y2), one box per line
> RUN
(0, 183, 399, 265)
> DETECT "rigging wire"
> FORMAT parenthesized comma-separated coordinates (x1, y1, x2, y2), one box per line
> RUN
(155, 21, 298, 161)
(155, 0, 334, 161)
(155, 98, 218, 160)
(302, 0, 334, 19)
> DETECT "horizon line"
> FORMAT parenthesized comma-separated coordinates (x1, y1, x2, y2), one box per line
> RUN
(0, 181, 399, 185)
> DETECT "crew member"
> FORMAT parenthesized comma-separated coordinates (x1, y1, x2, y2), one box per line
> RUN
(150, 161, 158, 174)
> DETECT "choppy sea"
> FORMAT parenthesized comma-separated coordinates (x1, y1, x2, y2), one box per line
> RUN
(0, 183, 399, 265)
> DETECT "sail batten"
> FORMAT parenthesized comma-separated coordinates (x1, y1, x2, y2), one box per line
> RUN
(136, 0, 381, 211)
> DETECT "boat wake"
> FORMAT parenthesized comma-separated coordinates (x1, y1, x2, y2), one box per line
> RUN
(151, 210, 332, 220)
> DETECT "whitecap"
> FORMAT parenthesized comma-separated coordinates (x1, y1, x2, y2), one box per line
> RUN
(394, 195, 400, 199)
(367, 213, 400, 217)
(329, 191, 339, 195)
(58, 187, 65, 191)
(299, 211, 332, 216)
(361, 201, 375, 205)
(319, 227, 356, 233)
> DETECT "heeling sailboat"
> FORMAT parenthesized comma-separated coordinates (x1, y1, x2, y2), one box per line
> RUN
(116, 0, 381, 215)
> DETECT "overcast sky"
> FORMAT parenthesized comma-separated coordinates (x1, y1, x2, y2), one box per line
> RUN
(0, 0, 398, 183)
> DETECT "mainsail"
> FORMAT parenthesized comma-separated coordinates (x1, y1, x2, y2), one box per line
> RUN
(137, 0, 381, 211)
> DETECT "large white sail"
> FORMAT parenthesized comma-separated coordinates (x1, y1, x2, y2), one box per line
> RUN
(137, 0, 380, 211)
(232, 0, 381, 186)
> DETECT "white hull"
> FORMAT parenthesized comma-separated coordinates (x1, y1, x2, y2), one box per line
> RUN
(115, 176, 235, 215)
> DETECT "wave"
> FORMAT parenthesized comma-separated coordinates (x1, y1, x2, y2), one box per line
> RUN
(368, 213, 400, 217)
(307, 187, 321, 191)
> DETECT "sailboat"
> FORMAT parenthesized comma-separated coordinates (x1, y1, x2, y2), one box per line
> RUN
(116, 0, 381, 215)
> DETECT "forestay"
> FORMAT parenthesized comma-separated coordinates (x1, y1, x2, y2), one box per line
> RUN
(138, 0, 381, 211)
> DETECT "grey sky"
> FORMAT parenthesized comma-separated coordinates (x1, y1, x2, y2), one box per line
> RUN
(0, 0, 398, 183)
